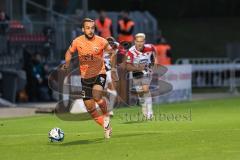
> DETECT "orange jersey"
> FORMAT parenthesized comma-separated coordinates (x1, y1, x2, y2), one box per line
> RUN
(154, 44, 171, 65)
(68, 35, 109, 79)
(95, 18, 112, 38)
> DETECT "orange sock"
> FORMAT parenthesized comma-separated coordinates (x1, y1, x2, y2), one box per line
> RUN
(94, 115, 104, 127)
(97, 98, 108, 115)
(87, 107, 103, 127)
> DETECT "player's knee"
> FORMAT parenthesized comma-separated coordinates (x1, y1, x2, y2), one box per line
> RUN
(83, 99, 95, 110)
(142, 85, 150, 93)
(92, 91, 102, 101)
(92, 85, 104, 101)
(93, 96, 102, 102)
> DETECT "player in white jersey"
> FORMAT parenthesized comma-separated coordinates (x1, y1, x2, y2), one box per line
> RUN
(126, 33, 155, 119)
(104, 37, 119, 116)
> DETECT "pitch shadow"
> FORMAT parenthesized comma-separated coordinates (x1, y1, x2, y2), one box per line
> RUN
(62, 137, 104, 146)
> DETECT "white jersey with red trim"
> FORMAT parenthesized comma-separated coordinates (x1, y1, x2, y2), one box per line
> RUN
(126, 44, 155, 65)
(104, 52, 112, 71)
(104, 42, 119, 71)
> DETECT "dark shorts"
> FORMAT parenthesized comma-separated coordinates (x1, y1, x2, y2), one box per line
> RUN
(81, 74, 106, 100)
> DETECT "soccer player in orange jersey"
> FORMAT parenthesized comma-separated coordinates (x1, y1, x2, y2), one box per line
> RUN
(63, 18, 116, 138)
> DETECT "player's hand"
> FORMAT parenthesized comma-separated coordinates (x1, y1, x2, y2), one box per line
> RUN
(138, 64, 145, 71)
(61, 64, 69, 70)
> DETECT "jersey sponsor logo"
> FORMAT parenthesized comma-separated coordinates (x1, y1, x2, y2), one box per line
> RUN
(81, 54, 94, 61)
(94, 47, 99, 53)
(139, 59, 148, 64)
(126, 55, 131, 62)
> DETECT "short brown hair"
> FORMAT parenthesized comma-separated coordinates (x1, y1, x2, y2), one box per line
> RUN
(81, 18, 95, 28)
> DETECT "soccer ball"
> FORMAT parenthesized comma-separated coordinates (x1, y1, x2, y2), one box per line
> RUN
(48, 127, 64, 142)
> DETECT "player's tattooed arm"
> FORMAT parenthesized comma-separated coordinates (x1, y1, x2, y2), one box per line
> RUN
(125, 51, 145, 71)
(63, 50, 73, 69)
(63, 40, 77, 69)
(126, 63, 145, 72)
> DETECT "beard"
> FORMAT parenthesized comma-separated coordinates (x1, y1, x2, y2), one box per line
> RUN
(84, 33, 94, 39)
(136, 46, 144, 51)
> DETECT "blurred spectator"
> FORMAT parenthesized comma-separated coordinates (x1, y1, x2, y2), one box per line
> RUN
(0, 10, 10, 35)
(33, 53, 52, 101)
(24, 52, 52, 102)
(117, 11, 135, 43)
(95, 10, 113, 39)
(154, 36, 172, 65)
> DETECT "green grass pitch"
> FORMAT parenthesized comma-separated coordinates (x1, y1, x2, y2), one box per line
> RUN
(0, 97, 240, 160)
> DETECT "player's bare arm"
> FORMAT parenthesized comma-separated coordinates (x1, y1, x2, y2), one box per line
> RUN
(63, 39, 77, 69)
(126, 63, 145, 71)
(63, 49, 73, 69)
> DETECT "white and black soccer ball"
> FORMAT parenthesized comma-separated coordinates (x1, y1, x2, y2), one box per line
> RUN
(48, 127, 64, 142)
